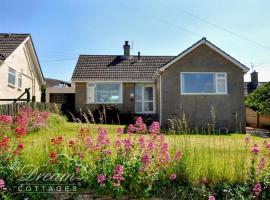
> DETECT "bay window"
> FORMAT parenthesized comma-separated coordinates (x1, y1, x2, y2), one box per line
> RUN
(135, 84, 155, 113)
(87, 83, 122, 104)
(181, 72, 227, 94)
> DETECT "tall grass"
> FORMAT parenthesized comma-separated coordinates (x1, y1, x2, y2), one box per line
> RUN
(20, 122, 265, 184)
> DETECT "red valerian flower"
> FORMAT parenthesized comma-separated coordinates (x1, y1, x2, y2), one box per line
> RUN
(51, 136, 64, 145)
(208, 195, 215, 200)
(69, 140, 76, 148)
(97, 174, 106, 186)
(253, 182, 262, 196)
(117, 127, 124, 134)
(149, 121, 160, 134)
(251, 144, 260, 155)
(0, 115, 12, 124)
(169, 173, 177, 180)
(17, 143, 24, 150)
(50, 151, 57, 160)
(97, 128, 110, 146)
(244, 136, 250, 144)
(112, 164, 124, 187)
(174, 150, 183, 161)
(15, 127, 27, 136)
(0, 179, 5, 189)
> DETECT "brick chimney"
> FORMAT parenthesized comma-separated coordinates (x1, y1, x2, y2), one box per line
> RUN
(247, 70, 259, 94)
(251, 70, 258, 85)
(123, 41, 130, 57)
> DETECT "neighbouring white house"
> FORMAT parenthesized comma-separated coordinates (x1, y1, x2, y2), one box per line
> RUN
(0, 33, 45, 104)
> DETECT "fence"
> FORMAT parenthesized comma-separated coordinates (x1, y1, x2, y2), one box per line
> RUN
(0, 102, 62, 116)
(246, 107, 270, 129)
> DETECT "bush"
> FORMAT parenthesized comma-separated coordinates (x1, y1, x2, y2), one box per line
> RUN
(245, 82, 270, 115)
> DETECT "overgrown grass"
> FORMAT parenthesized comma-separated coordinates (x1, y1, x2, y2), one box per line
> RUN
(20, 122, 265, 184)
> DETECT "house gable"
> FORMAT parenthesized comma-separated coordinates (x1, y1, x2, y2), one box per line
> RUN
(159, 38, 249, 73)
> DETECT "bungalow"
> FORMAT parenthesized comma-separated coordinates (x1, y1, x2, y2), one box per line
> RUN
(71, 38, 249, 132)
(0, 33, 45, 103)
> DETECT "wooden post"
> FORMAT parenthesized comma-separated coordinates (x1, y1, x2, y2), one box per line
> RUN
(26, 89, 30, 102)
(257, 113, 260, 128)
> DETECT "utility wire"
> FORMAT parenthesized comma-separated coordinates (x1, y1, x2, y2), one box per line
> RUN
(173, 7, 270, 51)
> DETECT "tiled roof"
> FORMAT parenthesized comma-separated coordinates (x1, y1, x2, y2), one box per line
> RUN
(0, 33, 29, 60)
(72, 55, 175, 81)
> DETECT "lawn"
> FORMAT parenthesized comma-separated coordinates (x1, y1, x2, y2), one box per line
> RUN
(1, 111, 269, 199)
(20, 121, 265, 184)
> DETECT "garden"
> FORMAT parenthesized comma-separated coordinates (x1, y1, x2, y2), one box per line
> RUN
(0, 107, 270, 199)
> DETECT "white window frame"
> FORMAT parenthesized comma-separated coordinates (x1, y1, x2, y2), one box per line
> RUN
(8, 67, 16, 87)
(135, 84, 156, 114)
(180, 72, 227, 95)
(87, 82, 123, 104)
(18, 73, 22, 89)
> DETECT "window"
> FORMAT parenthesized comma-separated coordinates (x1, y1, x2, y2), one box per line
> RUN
(135, 84, 155, 113)
(8, 67, 16, 86)
(18, 73, 22, 89)
(181, 72, 227, 94)
(87, 83, 122, 104)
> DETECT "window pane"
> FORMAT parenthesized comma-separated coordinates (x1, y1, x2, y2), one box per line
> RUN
(217, 78, 226, 93)
(9, 68, 15, 74)
(144, 102, 153, 112)
(135, 102, 142, 113)
(144, 87, 153, 101)
(96, 84, 121, 103)
(135, 85, 142, 101)
(217, 73, 225, 78)
(182, 73, 215, 93)
(8, 74, 15, 85)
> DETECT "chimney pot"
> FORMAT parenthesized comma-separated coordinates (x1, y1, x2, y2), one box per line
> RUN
(123, 41, 130, 57)
(138, 51, 140, 60)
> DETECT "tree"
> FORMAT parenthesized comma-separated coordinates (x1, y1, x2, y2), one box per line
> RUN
(245, 82, 270, 115)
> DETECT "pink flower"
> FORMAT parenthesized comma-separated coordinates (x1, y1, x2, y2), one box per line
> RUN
(123, 138, 132, 151)
(258, 157, 266, 171)
(117, 127, 124, 134)
(103, 150, 112, 156)
(97, 128, 110, 146)
(127, 124, 135, 133)
(244, 136, 250, 144)
(15, 127, 27, 136)
(0, 179, 5, 189)
(141, 154, 151, 166)
(253, 182, 262, 196)
(208, 195, 215, 200)
(135, 117, 147, 133)
(0, 115, 12, 124)
(115, 139, 122, 148)
(174, 151, 183, 161)
(169, 173, 176, 180)
(112, 164, 124, 186)
(150, 121, 160, 134)
(251, 144, 260, 155)
(138, 136, 145, 149)
(147, 141, 156, 152)
(78, 152, 84, 160)
(97, 174, 106, 186)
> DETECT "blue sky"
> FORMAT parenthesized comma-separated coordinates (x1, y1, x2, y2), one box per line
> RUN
(1, 0, 270, 82)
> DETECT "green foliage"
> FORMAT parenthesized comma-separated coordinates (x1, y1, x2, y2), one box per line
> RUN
(245, 82, 270, 114)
